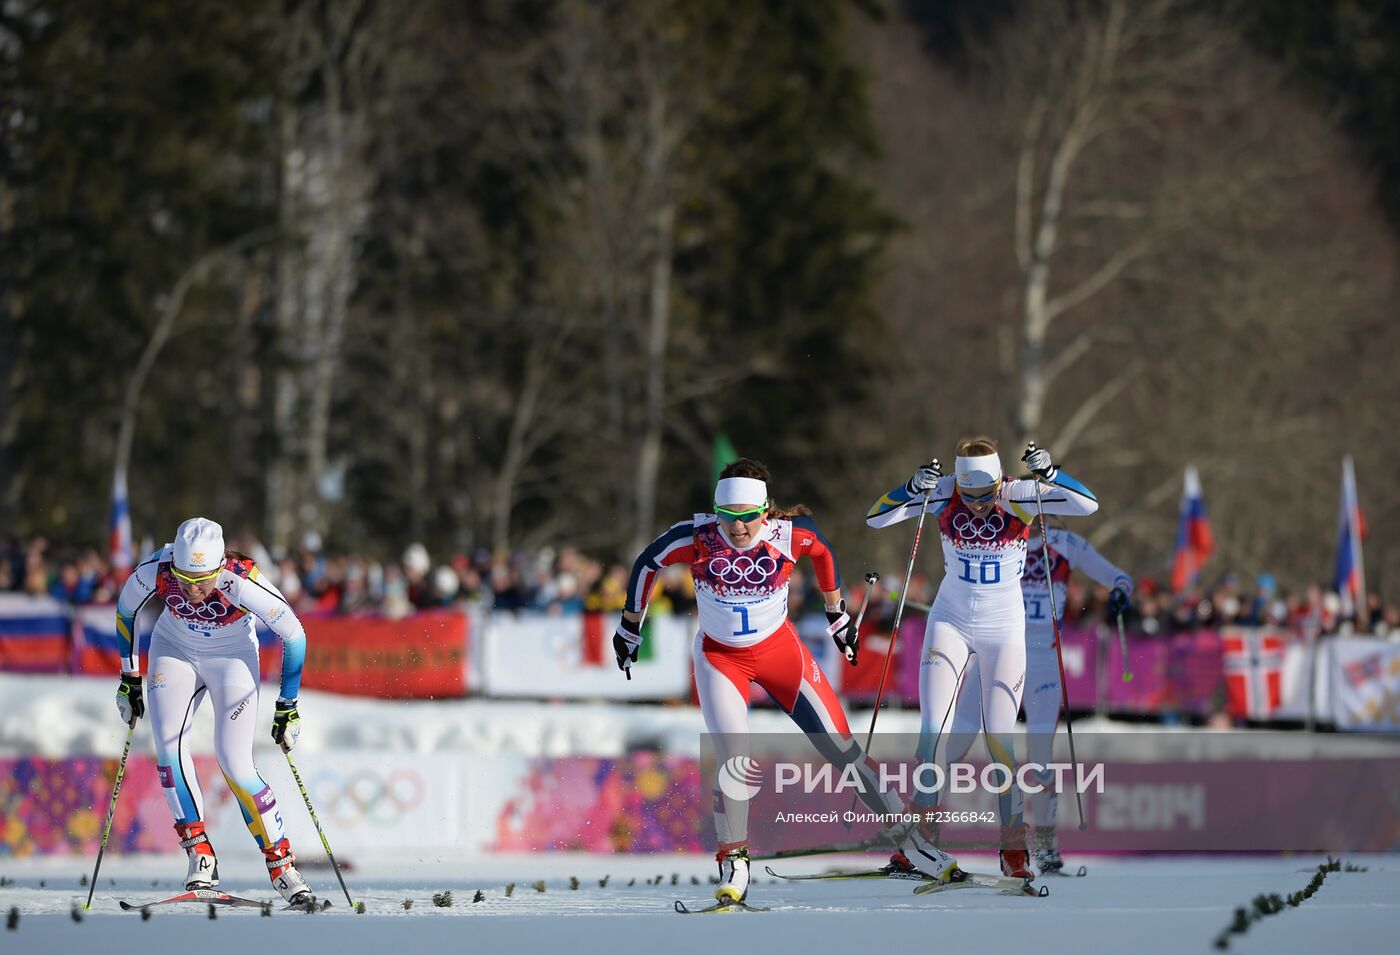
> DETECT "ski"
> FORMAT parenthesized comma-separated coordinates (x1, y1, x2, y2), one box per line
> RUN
(284, 896, 332, 913)
(763, 864, 926, 883)
(751, 837, 891, 861)
(1040, 864, 1087, 878)
(674, 899, 770, 914)
(913, 873, 1045, 897)
(119, 889, 272, 911)
(764, 864, 1046, 897)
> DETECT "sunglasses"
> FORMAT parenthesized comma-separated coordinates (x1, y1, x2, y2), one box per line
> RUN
(715, 504, 766, 523)
(960, 482, 1000, 504)
(172, 566, 220, 584)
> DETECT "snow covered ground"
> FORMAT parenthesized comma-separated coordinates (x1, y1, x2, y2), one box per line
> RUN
(6, 674, 1399, 952)
(2, 852, 1396, 954)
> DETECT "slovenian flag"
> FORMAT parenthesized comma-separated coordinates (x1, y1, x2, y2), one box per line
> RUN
(1334, 455, 1367, 619)
(109, 467, 133, 570)
(1170, 465, 1214, 593)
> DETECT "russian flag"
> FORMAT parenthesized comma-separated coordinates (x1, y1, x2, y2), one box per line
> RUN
(1333, 455, 1367, 620)
(1170, 466, 1214, 593)
(109, 467, 132, 570)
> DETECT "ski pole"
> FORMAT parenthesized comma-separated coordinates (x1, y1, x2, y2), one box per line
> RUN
(1027, 442, 1087, 830)
(1115, 612, 1134, 681)
(86, 722, 136, 909)
(841, 571, 881, 664)
(861, 486, 932, 749)
(844, 484, 933, 826)
(284, 750, 355, 908)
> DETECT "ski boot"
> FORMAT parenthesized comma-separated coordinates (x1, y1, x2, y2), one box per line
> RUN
(264, 838, 314, 905)
(1033, 825, 1064, 875)
(715, 846, 750, 904)
(888, 816, 961, 883)
(1000, 822, 1034, 879)
(175, 821, 219, 890)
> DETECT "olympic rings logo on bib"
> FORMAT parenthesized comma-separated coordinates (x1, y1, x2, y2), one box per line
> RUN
(163, 592, 235, 622)
(952, 511, 1006, 542)
(1023, 551, 1064, 585)
(707, 554, 778, 586)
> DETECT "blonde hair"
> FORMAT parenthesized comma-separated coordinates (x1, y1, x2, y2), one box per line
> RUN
(956, 436, 998, 457)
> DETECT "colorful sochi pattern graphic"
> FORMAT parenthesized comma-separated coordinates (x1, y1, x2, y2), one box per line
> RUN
(493, 752, 704, 853)
(690, 523, 792, 599)
(0, 755, 230, 856)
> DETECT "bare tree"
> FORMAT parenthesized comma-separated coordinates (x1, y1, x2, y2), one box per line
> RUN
(267, 0, 376, 550)
(847, 1, 1400, 586)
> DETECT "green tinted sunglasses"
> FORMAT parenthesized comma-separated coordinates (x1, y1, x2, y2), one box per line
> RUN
(715, 503, 767, 523)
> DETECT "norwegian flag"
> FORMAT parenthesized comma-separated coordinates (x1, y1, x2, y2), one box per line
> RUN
(1222, 629, 1284, 719)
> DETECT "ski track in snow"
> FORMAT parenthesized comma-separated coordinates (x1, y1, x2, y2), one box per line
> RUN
(2, 853, 1396, 954)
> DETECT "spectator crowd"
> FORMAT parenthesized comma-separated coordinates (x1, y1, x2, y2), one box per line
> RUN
(3, 533, 1397, 638)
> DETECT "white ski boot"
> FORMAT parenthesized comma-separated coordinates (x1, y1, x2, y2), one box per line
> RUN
(888, 816, 961, 883)
(175, 821, 219, 890)
(1034, 825, 1064, 875)
(715, 847, 750, 904)
(264, 838, 313, 905)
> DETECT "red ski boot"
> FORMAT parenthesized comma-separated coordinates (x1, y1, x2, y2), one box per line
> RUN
(1000, 822, 1034, 879)
(263, 838, 313, 904)
(175, 821, 219, 889)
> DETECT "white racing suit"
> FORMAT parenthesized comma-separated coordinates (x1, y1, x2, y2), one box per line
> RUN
(866, 474, 1098, 828)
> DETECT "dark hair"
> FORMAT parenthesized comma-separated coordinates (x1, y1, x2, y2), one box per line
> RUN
(718, 457, 811, 518)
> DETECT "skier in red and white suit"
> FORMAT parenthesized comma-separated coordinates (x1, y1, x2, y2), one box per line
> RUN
(866, 438, 1097, 879)
(616, 458, 914, 905)
(947, 519, 1131, 874)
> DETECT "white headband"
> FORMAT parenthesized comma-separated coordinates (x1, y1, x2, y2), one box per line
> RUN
(715, 477, 768, 509)
(955, 453, 1001, 488)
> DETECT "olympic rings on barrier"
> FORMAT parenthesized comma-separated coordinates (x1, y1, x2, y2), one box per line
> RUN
(311, 768, 427, 828)
(952, 511, 1006, 542)
(707, 555, 778, 586)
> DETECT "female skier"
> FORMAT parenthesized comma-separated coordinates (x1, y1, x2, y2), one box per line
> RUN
(866, 439, 1097, 879)
(616, 459, 943, 905)
(946, 516, 1132, 874)
(114, 517, 315, 905)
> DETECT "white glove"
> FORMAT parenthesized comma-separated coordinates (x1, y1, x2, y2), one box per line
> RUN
(1022, 444, 1057, 481)
(905, 459, 941, 495)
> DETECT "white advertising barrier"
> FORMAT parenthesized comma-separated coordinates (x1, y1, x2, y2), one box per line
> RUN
(481, 613, 694, 700)
(1329, 637, 1400, 731)
(1274, 639, 1332, 721)
(206, 750, 474, 858)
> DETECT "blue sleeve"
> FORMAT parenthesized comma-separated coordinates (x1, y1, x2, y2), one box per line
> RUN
(625, 521, 696, 614)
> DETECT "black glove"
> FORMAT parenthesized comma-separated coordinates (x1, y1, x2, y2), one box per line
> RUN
(826, 599, 859, 665)
(116, 673, 144, 727)
(272, 698, 301, 752)
(614, 616, 642, 677)
(905, 459, 942, 496)
(1107, 586, 1131, 618)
